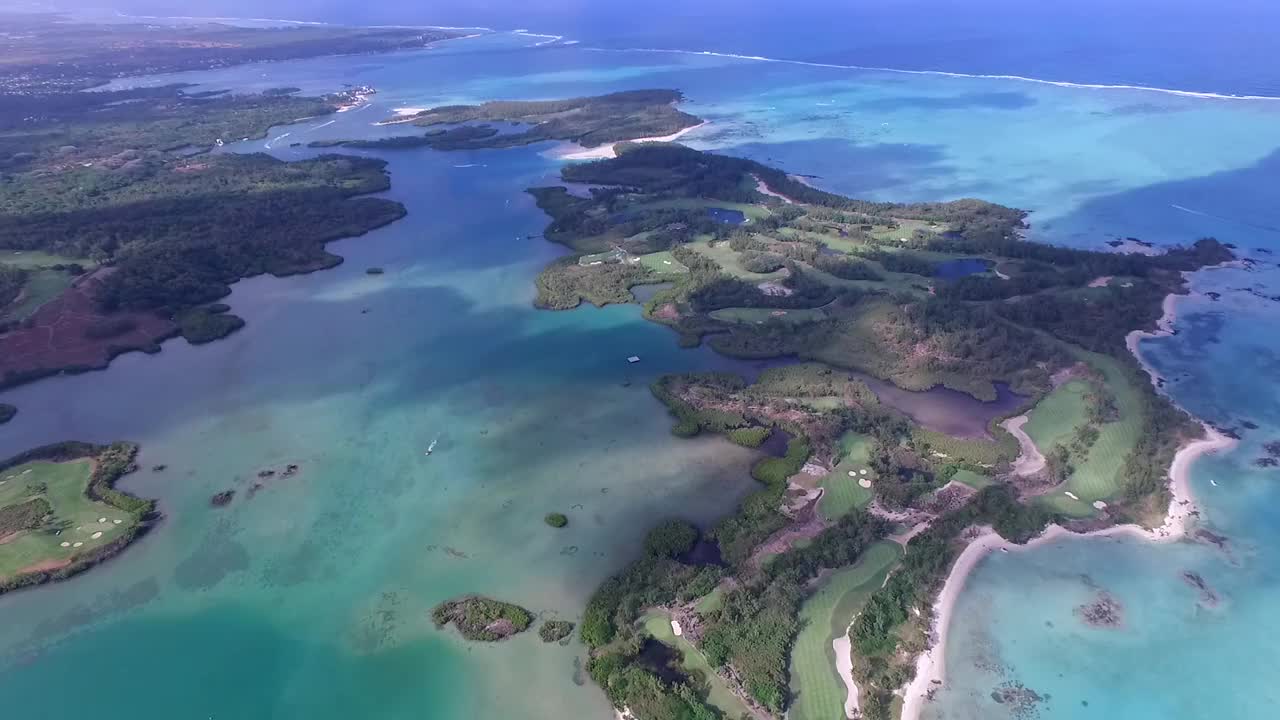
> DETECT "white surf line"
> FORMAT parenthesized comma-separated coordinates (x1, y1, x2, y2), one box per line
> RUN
(307, 120, 337, 132)
(513, 30, 564, 46)
(582, 46, 1280, 102)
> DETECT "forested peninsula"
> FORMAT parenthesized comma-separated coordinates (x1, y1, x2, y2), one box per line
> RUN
(318, 86, 1232, 720)
(0, 14, 477, 397)
(523, 140, 1227, 720)
(0, 82, 405, 391)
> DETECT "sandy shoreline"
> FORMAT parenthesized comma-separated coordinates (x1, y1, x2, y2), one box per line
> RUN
(1124, 290, 1183, 388)
(900, 275, 1239, 719)
(900, 423, 1236, 720)
(551, 121, 710, 161)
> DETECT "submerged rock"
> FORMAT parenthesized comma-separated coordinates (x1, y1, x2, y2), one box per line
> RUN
(1075, 590, 1124, 628)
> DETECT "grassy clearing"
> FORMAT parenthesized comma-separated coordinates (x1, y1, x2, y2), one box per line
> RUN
(0, 250, 91, 269)
(911, 427, 1019, 467)
(1024, 379, 1090, 453)
(950, 469, 995, 490)
(864, 219, 939, 244)
(819, 433, 876, 520)
(0, 460, 136, 580)
(709, 306, 828, 326)
(641, 611, 756, 719)
(789, 542, 902, 720)
(577, 248, 627, 265)
(695, 587, 725, 615)
(801, 263, 930, 297)
(1062, 353, 1143, 502)
(634, 197, 771, 221)
(638, 250, 689, 274)
(688, 237, 789, 280)
(2, 269, 74, 320)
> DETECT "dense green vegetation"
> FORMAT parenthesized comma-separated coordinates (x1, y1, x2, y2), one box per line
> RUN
(0, 403, 14, 425)
(0, 85, 336, 173)
(0, 265, 26, 307)
(539, 620, 576, 643)
(0, 78, 417, 382)
(393, 90, 701, 149)
(545, 512, 569, 528)
(583, 512, 890, 719)
(431, 596, 534, 641)
(177, 306, 246, 345)
(0, 13, 460, 93)
(2, 152, 402, 313)
(699, 513, 890, 711)
(0, 441, 154, 595)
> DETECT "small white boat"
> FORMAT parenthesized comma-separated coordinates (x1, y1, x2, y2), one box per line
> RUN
(425, 436, 439, 456)
(1210, 479, 1218, 487)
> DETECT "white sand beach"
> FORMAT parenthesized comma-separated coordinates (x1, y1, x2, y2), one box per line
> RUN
(553, 121, 709, 160)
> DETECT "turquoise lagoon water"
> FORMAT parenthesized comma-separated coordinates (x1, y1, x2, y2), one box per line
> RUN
(5, 33, 1280, 719)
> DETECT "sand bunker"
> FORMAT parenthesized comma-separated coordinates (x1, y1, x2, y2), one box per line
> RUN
(91, 531, 103, 539)
(72, 542, 83, 548)
(60, 542, 71, 547)
(858, 478, 873, 488)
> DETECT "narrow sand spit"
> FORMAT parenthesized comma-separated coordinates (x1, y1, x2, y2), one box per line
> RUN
(553, 121, 709, 160)
(1001, 415, 1045, 476)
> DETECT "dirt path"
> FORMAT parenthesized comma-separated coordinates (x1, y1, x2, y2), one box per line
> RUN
(1001, 414, 1046, 476)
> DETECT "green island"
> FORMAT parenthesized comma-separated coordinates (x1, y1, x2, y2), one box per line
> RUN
(0, 441, 155, 596)
(432, 595, 535, 642)
(321, 90, 702, 151)
(540, 620, 577, 643)
(546, 512, 570, 528)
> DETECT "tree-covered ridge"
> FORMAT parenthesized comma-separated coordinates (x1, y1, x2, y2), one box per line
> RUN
(0, 13, 462, 93)
(383, 89, 702, 149)
(1, 152, 402, 311)
(0, 84, 336, 174)
(0, 85, 408, 386)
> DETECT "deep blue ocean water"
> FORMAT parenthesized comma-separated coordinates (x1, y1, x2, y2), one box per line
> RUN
(3, 5, 1280, 720)
(90, 0, 1280, 97)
